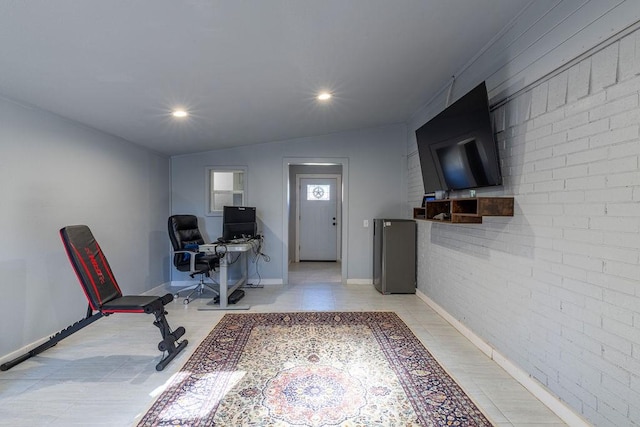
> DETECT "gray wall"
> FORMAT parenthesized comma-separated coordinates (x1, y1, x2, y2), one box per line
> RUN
(170, 124, 408, 284)
(408, 3, 640, 426)
(0, 97, 170, 361)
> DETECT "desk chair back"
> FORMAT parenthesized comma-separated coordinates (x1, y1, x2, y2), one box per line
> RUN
(168, 214, 207, 271)
(60, 225, 123, 311)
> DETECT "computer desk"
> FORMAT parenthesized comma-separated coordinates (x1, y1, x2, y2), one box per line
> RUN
(197, 241, 253, 310)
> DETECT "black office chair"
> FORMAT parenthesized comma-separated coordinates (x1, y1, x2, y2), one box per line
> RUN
(168, 215, 220, 304)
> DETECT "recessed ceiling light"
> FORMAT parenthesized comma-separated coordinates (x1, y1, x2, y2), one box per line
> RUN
(317, 92, 332, 101)
(172, 110, 188, 118)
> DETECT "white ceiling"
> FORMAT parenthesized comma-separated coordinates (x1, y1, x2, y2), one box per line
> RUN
(0, 0, 532, 156)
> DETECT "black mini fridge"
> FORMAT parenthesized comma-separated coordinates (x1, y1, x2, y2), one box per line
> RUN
(373, 219, 416, 294)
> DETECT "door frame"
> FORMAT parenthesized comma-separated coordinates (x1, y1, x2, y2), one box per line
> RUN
(282, 157, 349, 285)
(295, 173, 342, 262)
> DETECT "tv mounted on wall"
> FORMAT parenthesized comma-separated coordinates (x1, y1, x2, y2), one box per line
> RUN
(416, 81, 502, 193)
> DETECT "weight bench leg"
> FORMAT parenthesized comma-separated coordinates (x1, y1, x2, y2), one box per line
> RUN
(152, 309, 188, 371)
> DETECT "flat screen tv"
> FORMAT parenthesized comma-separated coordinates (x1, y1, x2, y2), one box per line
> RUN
(416, 81, 502, 193)
(222, 206, 257, 241)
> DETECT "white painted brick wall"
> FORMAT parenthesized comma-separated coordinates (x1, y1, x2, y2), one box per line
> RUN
(568, 59, 591, 102)
(591, 43, 619, 90)
(414, 27, 640, 427)
(407, 150, 423, 213)
(548, 70, 569, 111)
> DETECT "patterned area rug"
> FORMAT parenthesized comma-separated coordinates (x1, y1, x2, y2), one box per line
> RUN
(138, 312, 493, 426)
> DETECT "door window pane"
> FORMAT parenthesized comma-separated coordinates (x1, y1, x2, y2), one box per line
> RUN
(306, 184, 330, 201)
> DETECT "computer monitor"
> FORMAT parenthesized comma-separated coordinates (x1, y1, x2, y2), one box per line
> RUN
(222, 206, 257, 241)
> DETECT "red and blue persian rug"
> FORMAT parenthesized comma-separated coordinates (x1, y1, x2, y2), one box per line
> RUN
(137, 312, 493, 426)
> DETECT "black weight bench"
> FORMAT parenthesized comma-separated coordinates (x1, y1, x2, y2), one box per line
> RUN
(1, 225, 188, 372)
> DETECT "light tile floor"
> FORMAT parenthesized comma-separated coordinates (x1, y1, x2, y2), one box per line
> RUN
(0, 262, 567, 426)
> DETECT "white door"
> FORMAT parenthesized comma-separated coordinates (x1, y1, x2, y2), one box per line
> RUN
(298, 177, 338, 261)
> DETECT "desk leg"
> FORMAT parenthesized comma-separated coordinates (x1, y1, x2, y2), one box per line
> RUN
(218, 257, 229, 309)
(199, 251, 250, 311)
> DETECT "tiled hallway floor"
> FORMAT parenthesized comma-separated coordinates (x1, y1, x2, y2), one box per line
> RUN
(0, 262, 567, 426)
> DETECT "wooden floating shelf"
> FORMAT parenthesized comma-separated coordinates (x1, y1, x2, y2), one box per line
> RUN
(413, 197, 514, 224)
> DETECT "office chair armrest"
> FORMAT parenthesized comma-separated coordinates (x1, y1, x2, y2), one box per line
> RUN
(173, 249, 201, 274)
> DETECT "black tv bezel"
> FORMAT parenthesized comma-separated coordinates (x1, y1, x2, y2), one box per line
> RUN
(416, 81, 502, 193)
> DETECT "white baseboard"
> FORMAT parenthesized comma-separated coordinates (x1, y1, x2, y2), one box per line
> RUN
(346, 279, 372, 285)
(0, 336, 51, 367)
(246, 278, 283, 286)
(167, 279, 283, 288)
(415, 289, 590, 427)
